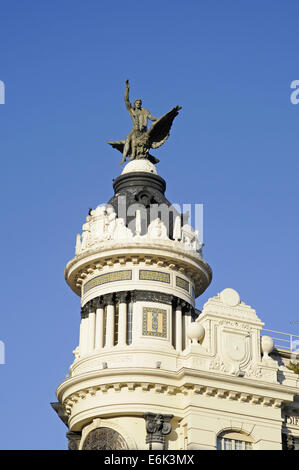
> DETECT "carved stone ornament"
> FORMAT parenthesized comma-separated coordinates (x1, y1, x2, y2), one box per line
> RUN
(82, 427, 128, 450)
(75, 202, 204, 256)
(76, 205, 134, 255)
(146, 218, 169, 240)
(66, 431, 81, 451)
(133, 290, 174, 305)
(181, 224, 201, 250)
(209, 354, 226, 373)
(144, 413, 173, 448)
(245, 362, 262, 378)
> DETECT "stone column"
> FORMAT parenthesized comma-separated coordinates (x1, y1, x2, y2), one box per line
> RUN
(175, 300, 182, 352)
(87, 300, 96, 353)
(130, 292, 138, 345)
(144, 413, 173, 450)
(117, 292, 127, 347)
(184, 305, 192, 349)
(105, 294, 115, 348)
(95, 298, 104, 350)
(79, 305, 89, 356)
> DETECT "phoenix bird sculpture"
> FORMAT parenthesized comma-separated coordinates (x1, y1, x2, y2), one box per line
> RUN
(108, 80, 182, 165)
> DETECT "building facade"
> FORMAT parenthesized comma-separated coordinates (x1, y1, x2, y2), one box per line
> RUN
(52, 159, 299, 450)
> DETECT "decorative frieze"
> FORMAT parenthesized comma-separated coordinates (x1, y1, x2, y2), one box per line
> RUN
(176, 276, 190, 292)
(83, 270, 132, 294)
(133, 290, 173, 305)
(81, 291, 193, 314)
(139, 269, 170, 284)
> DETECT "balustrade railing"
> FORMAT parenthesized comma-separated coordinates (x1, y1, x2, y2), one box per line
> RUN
(262, 328, 299, 354)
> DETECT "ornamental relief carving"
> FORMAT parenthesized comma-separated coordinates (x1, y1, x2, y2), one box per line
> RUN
(244, 362, 262, 378)
(220, 330, 250, 365)
(209, 354, 226, 373)
(75, 204, 202, 256)
(206, 322, 256, 375)
(218, 319, 255, 331)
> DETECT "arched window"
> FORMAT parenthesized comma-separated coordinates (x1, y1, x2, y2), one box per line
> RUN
(217, 431, 253, 450)
(82, 427, 128, 450)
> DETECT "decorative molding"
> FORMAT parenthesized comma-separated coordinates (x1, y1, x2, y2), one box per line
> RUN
(62, 382, 286, 417)
(133, 290, 173, 305)
(66, 238, 213, 298)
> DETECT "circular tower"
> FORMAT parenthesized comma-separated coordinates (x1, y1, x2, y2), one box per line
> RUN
(53, 159, 212, 450)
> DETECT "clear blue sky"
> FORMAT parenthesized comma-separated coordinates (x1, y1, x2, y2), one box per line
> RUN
(0, 0, 298, 449)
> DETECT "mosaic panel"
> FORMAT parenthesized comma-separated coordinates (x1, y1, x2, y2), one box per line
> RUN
(142, 307, 167, 338)
(176, 276, 190, 292)
(83, 270, 132, 294)
(139, 270, 170, 284)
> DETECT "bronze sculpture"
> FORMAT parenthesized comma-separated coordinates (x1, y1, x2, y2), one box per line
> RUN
(108, 80, 181, 165)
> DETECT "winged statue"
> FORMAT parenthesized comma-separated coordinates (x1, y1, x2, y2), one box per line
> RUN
(108, 80, 182, 165)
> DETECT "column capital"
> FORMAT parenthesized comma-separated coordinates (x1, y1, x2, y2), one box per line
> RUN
(144, 413, 173, 449)
(81, 305, 88, 319)
(116, 291, 128, 303)
(66, 431, 82, 451)
(182, 301, 193, 315)
(88, 299, 97, 313)
(104, 293, 114, 306)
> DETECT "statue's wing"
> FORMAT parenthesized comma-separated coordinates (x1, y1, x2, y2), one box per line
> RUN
(107, 140, 125, 153)
(148, 106, 182, 149)
(148, 154, 160, 164)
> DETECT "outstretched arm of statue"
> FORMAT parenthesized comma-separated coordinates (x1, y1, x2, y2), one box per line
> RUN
(124, 79, 132, 111)
(147, 111, 158, 122)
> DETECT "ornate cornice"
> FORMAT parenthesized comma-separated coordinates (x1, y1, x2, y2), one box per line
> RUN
(64, 241, 212, 298)
(57, 365, 298, 407)
(62, 380, 288, 418)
